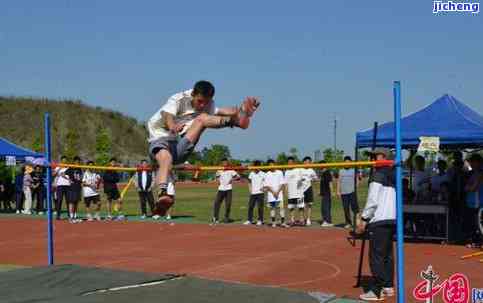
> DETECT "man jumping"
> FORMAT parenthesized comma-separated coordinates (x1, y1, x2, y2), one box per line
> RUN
(147, 80, 260, 214)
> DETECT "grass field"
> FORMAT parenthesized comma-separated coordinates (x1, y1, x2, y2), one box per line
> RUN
(70, 180, 369, 225)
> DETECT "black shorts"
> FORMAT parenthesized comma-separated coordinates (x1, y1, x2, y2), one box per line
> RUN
(304, 187, 314, 204)
(67, 189, 82, 204)
(84, 195, 100, 207)
(105, 188, 120, 201)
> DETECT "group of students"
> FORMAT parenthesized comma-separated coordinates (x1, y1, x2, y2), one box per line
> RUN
(211, 156, 362, 229)
(6, 156, 125, 223)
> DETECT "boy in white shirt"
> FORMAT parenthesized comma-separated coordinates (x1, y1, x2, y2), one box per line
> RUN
(244, 160, 265, 225)
(301, 156, 318, 226)
(147, 81, 259, 216)
(284, 157, 305, 225)
(82, 161, 102, 221)
(263, 159, 289, 228)
(53, 155, 71, 220)
(212, 158, 240, 224)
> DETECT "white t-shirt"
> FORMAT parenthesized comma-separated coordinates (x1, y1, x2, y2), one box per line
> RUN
(82, 170, 101, 198)
(301, 168, 317, 192)
(248, 171, 265, 195)
(284, 169, 304, 199)
(147, 89, 219, 142)
(216, 170, 239, 191)
(55, 167, 71, 186)
(167, 182, 175, 196)
(263, 170, 286, 202)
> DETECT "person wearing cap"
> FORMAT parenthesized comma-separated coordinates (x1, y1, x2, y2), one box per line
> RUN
(356, 148, 396, 301)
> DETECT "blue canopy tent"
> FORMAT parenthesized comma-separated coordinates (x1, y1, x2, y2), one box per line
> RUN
(356, 94, 483, 149)
(0, 137, 43, 159)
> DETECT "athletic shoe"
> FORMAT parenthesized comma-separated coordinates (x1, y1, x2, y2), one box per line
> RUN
(243, 220, 252, 225)
(256, 221, 263, 226)
(382, 287, 395, 297)
(210, 218, 219, 225)
(233, 97, 260, 129)
(22, 210, 32, 215)
(152, 215, 161, 220)
(281, 223, 290, 228)
(359, 290, 384, 301)
(166, 215, 171, 220)
(86, 214, 93, 222)
(156, 192, 174, 216)
(74, 218, 83, 223)
(344, 224, 352, 229)
(271, 223, 277, 228)
(69, 218, 76, 224)
(321, 222, 334, 227)
(306, 219, 312, 226)
(106, 215, 113, 221)
(16, 210, 20, 214)
(140, 215, 147, 220)
(38, 211, 44, 215)
(115, 215, 125, 221)
(94, 214, 102, 221)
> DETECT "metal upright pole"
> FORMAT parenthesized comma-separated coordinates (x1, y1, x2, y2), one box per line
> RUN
(394, 81, 405, 302)
(44, 113, 54, 265)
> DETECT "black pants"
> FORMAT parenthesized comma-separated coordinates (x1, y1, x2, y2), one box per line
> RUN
(138, 191, 155, 216)
(55, 186, 70, 218)
(247, 193, 264, 222)
(368, 224, 395, 296)
(321, 194, 332, 223)
(463, 206, 482, 244)
(15, 191, 23, 211)
(341, 192, 359, 225)
(213, 190, 232, 221)
(32, 187, 45, 212)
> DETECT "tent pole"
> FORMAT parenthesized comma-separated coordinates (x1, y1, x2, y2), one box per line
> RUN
(394, 81, 405, 303)
(44, 113, 54, 265)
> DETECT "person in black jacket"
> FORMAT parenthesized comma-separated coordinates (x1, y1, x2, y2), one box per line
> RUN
(134, 160, 155, 219)
(66, 156, 83, 223)
(356, 148, 396, 301)
(102, 158, 123, 220)
(31, 165, 45, 215)
(14, 167, 24, 213)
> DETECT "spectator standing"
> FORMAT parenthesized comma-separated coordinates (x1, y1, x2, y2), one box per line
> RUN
(301, 156, 318, 226)
(244, 160, 265, 226)
(82, 161, 102, 221)
(134, 160, 155, 219)
(65, 156, 83, 223)
(212, 158, 239, 224)
(22, 165, 34, 215)
(263, 159, 289, 228)
(15, 167, 24, 214)
(54, 156, 71, 220)
(319, 161, 334, 227)
(337, 156, 361, 229)
(32, 165, 45, 215)
(357, 148, 396, 301)
(284, 157, 305, 225)
(102, 157, 123, 220)
(464, 154, 483, 248)
(430, 160, 449, 194)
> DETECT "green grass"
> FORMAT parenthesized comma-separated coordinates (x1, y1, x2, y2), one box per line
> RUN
(76, 181, 369, 225)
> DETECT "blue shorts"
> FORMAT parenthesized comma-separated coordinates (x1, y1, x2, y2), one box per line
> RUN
(268, 201, 281, 208)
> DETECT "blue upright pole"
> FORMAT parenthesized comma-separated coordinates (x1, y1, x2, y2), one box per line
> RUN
(44, 113, 54, 265)
(393, 81, 404, 302)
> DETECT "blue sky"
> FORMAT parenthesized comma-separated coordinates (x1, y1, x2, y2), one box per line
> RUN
(1, 1, 482, 160)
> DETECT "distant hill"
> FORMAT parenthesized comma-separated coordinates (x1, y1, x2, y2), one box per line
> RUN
(0, 96, 149, 164)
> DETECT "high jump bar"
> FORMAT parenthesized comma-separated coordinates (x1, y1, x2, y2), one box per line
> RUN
(51, 160, 394, 172)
